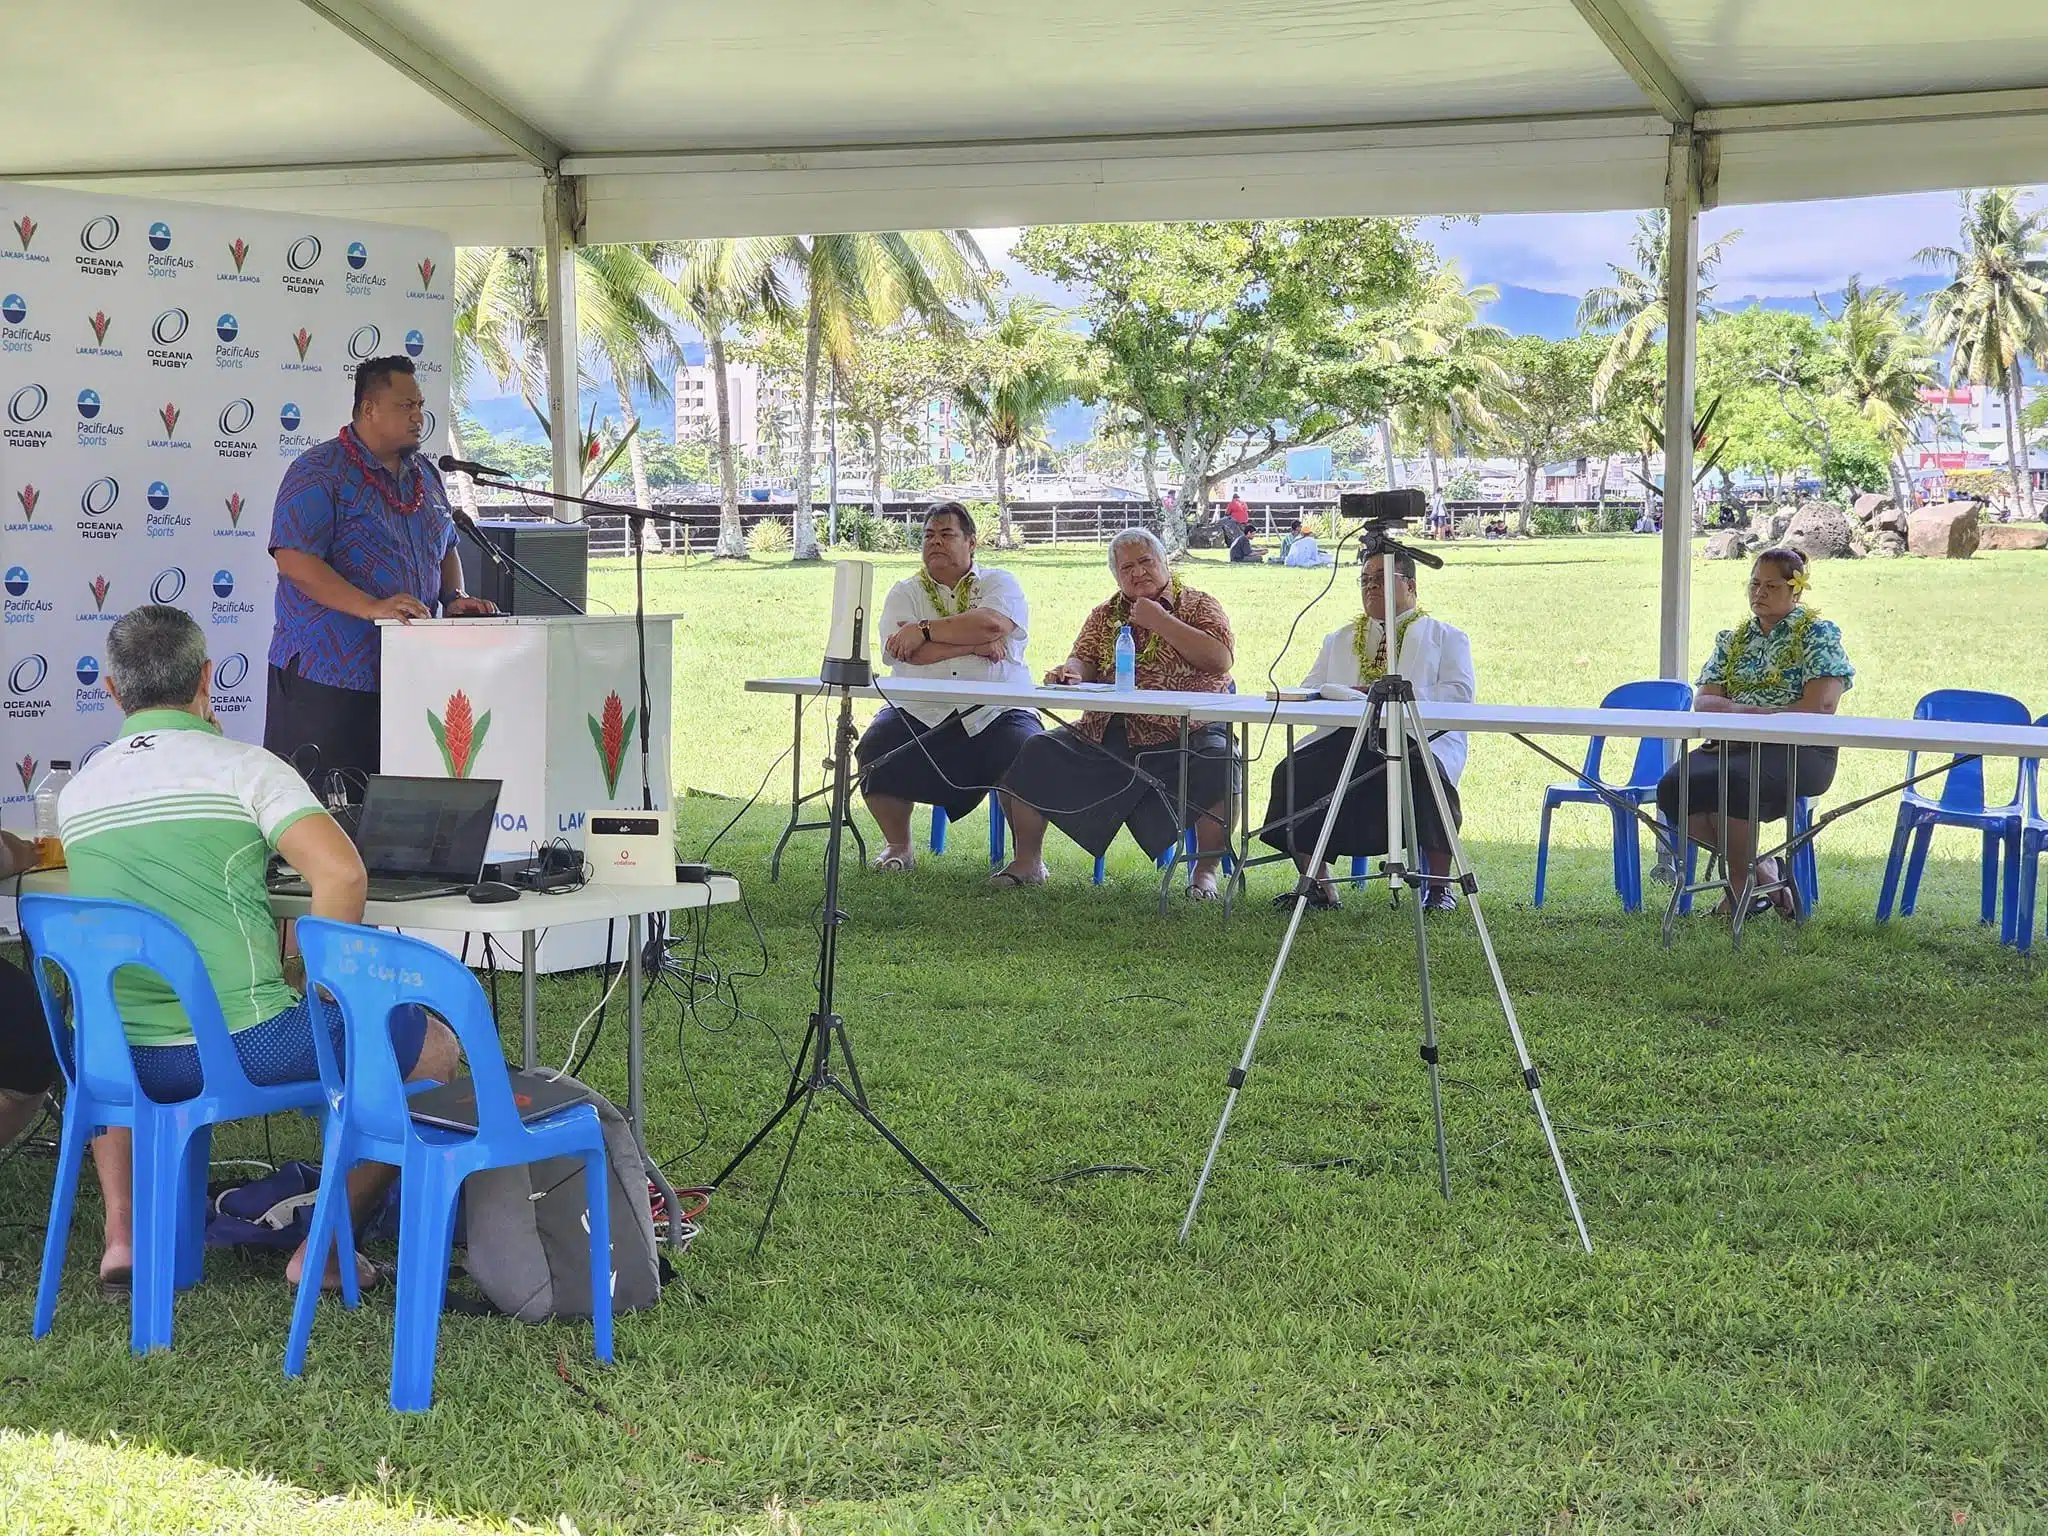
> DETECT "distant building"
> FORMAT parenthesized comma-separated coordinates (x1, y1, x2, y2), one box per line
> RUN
(675, 361, 760, 454)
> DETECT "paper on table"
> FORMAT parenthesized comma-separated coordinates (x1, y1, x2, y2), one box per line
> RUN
(1048, 681, 1116, 692)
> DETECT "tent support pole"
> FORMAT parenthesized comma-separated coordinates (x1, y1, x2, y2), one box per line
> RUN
(1659, 128, 1701, 682)
(543, 174, 585, 517)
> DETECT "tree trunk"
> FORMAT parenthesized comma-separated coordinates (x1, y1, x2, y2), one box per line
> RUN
(1379, 419, 1398, 491)
(1141, 426, 1160, 509)
(1168, 443, 1207, 558)
(1518, 459, 1538, 536)
(1593, 453, 1611, 519)
(1641, 450, 1656, 523)
(2009, 361, 2035, 520)
(791, 282, 824, 560)
(869, 414, 885, 519)
(1427, 440, 1441, 499)
(995, 441, 1013, 546)
(613, 373, 658, 553)
(444, 418, 481, 520)
(710, 330, 746, 558)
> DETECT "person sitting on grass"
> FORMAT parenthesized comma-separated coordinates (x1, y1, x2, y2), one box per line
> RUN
(856, 503, 1041, 872)
(1654, 547, 1853, 919)
(1, 829, 58, 1152)
(55, 604, 460, 1294)
(996, 528, 1238, 897)
(1257, 550, 1475, 911)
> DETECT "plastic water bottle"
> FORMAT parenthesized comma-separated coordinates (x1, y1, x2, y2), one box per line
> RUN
(1113, 625, 1137, 692)
(33, 758, 72, 865)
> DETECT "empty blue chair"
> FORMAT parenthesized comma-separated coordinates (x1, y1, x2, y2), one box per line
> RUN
(1534, 680, 1694, 912)
(286, 919, 613, 1413)
(1875, 689, 2032, 941)
(19, 894, 330, 1355)
(2012, 715, 2046, 954)
(930, 801, 1006, 868)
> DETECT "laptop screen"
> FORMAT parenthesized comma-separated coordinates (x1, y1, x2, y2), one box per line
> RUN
(353, 775, 501, 882)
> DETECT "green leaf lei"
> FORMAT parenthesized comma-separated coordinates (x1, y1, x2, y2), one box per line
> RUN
(1717, 606, 1818, 700)
(1100, 575, 1185, 674)
(1354, 607, 1427, 682)
(916, 569, 981, 617)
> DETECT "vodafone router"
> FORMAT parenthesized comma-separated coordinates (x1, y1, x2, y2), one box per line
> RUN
(586, 810, 675, 885)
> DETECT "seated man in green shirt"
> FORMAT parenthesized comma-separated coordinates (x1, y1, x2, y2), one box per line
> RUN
(57, 604, 459, 1292)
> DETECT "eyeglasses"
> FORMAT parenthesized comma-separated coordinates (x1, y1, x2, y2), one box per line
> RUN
(1748, 579, 1794, 594)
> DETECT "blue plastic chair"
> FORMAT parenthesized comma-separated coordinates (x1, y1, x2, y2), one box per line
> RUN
(1875, 689, 2032, 941)
(19, 894, 330, 1355)
(930, 800, 1006, 869)
(285, 919, 614, 1413)
(1533, 680, 1694, 912)
(2011, 715, 2046, 955)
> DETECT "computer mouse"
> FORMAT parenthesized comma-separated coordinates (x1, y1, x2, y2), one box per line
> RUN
(467, 880, 521, 904)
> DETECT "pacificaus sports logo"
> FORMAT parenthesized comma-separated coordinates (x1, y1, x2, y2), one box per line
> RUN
(74, 653, 105, 714)
(74, 387, 124, 448)
(344, 238, 385, 296)
(1, 292, 50, 354)
(210, 567, 256, 624)
(4, 652, 53, 721)
(5, 383, 52, 450)
(214, 396, 259, 460)
(405, 327, 442, 376)
(77, 476, 124, 541)
(147, 307, 194, 370)
(76, 214, 123, 277)
(146, 479, 189, 540)
(278, 399, 315, 457)
(6, 483, 52, 536)
(212, 651, 254, 716)
(3, 565, 53, 626)
(214, 311, 259, 368)
(145, 220, 194, 278)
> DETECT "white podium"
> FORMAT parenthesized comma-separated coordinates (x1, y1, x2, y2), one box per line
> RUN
(379, 616, 675, 972)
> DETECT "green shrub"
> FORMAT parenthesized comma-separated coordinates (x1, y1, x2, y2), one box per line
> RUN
(1589, 504, 1637, 534)
(746, 517, 790, 555)
(1530, 505, 1581, 537)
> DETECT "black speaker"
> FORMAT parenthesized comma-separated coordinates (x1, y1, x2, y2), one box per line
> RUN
(456, 520, 588, 615)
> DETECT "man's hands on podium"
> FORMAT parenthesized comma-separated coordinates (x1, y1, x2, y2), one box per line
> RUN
(365, 593, 433, 624)
(443, 595, 499, 617)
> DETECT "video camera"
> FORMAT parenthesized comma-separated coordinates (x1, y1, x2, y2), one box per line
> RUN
(1339, 488, 1442, 568)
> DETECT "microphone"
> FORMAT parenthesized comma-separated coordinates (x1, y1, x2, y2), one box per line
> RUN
(436, 453, 506, 478)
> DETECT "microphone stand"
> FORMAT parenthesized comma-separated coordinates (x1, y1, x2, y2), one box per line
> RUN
(448, 467, 698, 815)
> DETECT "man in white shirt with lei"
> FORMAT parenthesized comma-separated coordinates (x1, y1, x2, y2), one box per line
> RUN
(1256, 550, 1476, 911)
(855, 503, 1041, 871)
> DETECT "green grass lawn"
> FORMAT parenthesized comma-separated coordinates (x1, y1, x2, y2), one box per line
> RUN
(4, 538, 2048, 1534)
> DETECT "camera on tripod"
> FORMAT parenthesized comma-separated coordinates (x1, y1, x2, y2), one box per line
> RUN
(1340, 488, 1442, 567)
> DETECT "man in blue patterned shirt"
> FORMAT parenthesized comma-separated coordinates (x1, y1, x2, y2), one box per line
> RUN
(265, 356, 496, 800)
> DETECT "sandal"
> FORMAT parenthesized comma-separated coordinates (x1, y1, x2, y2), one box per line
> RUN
(987, 867, 1047, 889)
(1186, 879, 1221, 902)
(1273, 884, 1343, 912)
(870, 851, 915, 873)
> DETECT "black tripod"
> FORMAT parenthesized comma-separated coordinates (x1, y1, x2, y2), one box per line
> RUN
(712, 661, 988, 1254)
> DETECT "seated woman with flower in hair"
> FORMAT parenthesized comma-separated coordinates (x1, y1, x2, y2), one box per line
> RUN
(996, 528, 1237, 896)
(1655, 547, 1854, 917)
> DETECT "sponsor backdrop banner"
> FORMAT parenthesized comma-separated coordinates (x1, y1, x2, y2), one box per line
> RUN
(0, 181, 452, 832)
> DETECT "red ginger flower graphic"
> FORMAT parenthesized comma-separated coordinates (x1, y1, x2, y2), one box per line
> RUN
(427, 689, 492, 779)
(15, 757, 36, 792)
(12, 217, 35, 250)
(159, 403, 180, 435)
(228, 237, 249, 271)
(587, 690, 636, 798)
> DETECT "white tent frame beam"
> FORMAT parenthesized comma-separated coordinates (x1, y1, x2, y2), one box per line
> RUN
(1565, 0, 1696, 124)
(292, 0, 564, 172)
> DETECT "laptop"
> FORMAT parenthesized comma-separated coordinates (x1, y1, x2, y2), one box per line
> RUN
(408, 1069, 593, 1133)
(270, 773, 502, 902)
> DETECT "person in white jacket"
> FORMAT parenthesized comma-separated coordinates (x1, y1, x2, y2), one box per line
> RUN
(1256, 551, 1475, 911)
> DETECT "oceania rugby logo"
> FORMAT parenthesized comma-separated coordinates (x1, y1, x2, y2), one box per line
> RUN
(79, 216, 120, 253)
(9, 655, 49, 696)
(280, 401, 302, 431)
(215, 652, 250, 690)
(347, 241, 368, 270)
(80, 478, 119, 516)
(148, 221, 172, 252)
(1, 294, 24, 324)
(218, 397, 255, 436)
(76, 656, 99, 687)
(150, 568, 187, 604)
(404, 329, 425, 358)
(76, 389, 101, 420)
(287, 235, 322, 272)
(9, 384, 49, 423)
(152, 308, 189, 345)
(3, 567, 26, 596)
(212, 570, 235, 598)
(421, 407, 437, 439)
(347, 324, 381, 359)
(216, 313, 238, 342)
(147, 481, 171, 510)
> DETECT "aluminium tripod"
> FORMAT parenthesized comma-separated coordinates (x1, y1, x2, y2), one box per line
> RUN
(712, 662, 988, 1254)
(1180, 563, 1591, 1252)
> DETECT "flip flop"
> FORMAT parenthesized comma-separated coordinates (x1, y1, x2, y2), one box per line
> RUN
(1186, 880, 1221, 902)
(871, 852, 915, 873)
(1273, 886, 1342, 912)
(987, 868, 1046, 889)
(96, 1265, 132, 1299)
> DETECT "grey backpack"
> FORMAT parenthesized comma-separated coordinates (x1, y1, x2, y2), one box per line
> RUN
(458, 1079, 663, 1322)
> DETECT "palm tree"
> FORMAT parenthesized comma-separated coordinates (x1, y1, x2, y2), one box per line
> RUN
(1386, 268, 1509, 503)
(956, 297, 1084, 546)
(785, 232, 990, 559)
(1822, 277, 1937, 507)
(1918, 188, 2048, 518)
(667, 239, 796, 557)
(1579, 208, 1739, 406)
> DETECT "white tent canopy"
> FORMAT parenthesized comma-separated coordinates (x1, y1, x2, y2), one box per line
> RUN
(11, 0, 2048, 671)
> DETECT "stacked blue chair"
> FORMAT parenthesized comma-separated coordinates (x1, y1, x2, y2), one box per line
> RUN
(19, 894, 330, 1355)
(2009, 714, 2046, 955)
(1532, 679, 1694, 912)
(285, 919, 613, 1413)
(929, 801, 1006, 869)
(1875, 689, 2032, 942)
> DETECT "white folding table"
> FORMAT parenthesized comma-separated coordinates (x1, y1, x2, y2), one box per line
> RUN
(20, 870, 741, 1246)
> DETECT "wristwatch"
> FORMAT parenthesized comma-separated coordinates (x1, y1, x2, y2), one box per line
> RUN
(438, 589, 467, 611)
(919, 620, 933, 644)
